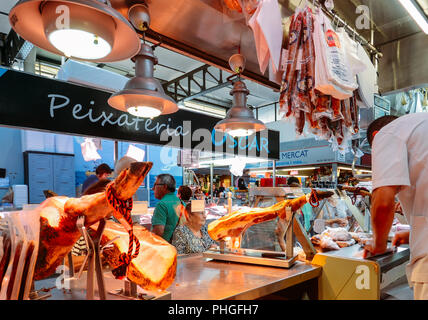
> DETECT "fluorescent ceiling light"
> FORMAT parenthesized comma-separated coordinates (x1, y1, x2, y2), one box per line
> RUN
(199, 156, 266, 166)
(338, 166, 372, 173)
(249, 169, 273, 174)
(182, 101, 226, 118)
(398, 0, 428, 34)
(278, 167, 319, 171)
(250, 166, 320, 173)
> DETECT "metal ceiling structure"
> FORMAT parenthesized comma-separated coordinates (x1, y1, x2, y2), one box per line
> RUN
(0, 0, 427, 112)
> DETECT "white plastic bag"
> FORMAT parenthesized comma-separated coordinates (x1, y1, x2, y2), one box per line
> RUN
(313, 12, 353, 99)
(356, 43, 377, 109)
(230, 157, 246, 177)
(126, 145, 145, 162)
(337, 28, 367, 76)
(322, 227, 352, 241)
(0, 212, 19, 300)
(80, 138, 101, 162)
(247, 0, 282, 74)
(0, 209, 40, 300)
(17, 209, 40, 300)
(314, 12, 357, 95)
(320, 235, 340, 250)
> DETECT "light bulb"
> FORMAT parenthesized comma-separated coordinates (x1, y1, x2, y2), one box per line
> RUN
(127, 106, 161, 118)
(227, 128, 255, 137)
(48, 29, 112, 60)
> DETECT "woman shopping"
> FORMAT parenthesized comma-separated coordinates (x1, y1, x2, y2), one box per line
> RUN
(172, 203, 216, 254)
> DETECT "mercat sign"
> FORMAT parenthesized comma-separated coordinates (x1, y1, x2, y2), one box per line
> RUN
(0, 67, 279, 160)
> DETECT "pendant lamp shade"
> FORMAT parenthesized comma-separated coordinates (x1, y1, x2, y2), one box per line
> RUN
(9, 0, 141, 62)
(108, 43, 178, 118)
(215, 80, 266, 137)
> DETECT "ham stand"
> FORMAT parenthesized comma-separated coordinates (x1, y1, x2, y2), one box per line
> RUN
(204, 207, 316, 268)
(76, 216, 107, 300)
(108, 279, 171, 300)
(76, 216, 171, 300)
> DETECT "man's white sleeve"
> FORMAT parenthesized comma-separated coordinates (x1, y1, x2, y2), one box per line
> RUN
(372, 132, 410, 190)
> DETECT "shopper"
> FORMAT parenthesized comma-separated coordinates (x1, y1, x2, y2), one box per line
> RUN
(172, 203, 216, 254)
(363, 113, 428, 300)
(218, 183, 226, 196)
(211, 184, 219, 198)
(151, 174, 182, 242)
(81, 163, 112, 194)
(177, 185, 193, 203)
(194, 186, 205, 200)
(287, 176, 301, 187)
(237, 177, 247, 190)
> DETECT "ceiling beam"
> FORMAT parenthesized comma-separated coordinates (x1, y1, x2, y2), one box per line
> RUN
(162, 64, 233, 107)
(142, 28, 281, 91)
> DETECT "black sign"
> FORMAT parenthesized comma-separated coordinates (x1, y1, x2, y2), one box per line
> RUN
(0, 67, 279, 160)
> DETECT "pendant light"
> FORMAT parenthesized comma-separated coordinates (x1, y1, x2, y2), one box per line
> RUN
(9, 0, 141, 62)
(214, 53, 266, 137)
(108, 4, 178, 118)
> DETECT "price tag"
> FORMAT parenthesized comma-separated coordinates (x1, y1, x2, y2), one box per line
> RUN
(131, 201, 148, 215)
(191, 200, 205, 213)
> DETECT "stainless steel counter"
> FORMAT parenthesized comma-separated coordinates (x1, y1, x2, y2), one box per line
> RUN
(34, 254, 321, 300)
(169, 254, 321, 300)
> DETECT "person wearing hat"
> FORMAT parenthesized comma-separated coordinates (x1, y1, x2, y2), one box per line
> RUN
(81, 163, 112, 194)
(287, 176, 301, 187)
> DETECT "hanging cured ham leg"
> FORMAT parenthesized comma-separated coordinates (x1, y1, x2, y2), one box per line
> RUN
(208, 190, 334, 242)
(33, 162, 153, 281)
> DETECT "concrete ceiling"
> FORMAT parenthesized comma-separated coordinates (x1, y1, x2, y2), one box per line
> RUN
(0, 0, 280, 110)
(0, 1, 427, 108)
(330, 0, 428, 46)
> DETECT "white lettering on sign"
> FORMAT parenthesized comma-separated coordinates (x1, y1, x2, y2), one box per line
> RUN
(281, 150, 309, 160)
(47, 93, 272, 159)
(355, 265, 370, 290)
(48, 94, 190, 137)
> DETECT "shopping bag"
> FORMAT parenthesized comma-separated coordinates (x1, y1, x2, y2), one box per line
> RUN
(313, 12, 353, 99)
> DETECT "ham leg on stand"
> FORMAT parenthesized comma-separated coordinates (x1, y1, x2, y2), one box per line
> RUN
(208, 190, 333, 244)
(33, 162, 153, 281)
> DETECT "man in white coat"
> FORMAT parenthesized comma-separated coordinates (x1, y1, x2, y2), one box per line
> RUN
(363, 113, 428, 300)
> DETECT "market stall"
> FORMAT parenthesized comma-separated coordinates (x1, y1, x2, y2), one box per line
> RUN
(1, 0, 424, 302)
